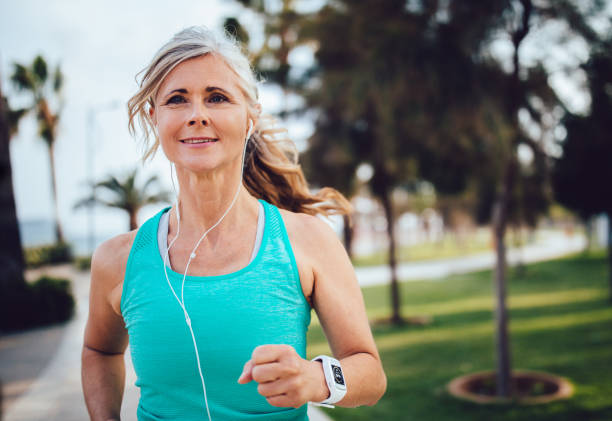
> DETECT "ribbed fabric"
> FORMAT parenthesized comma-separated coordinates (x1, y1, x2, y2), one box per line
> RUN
(157, 201, 265, 268)
(121, 199, 311, 421)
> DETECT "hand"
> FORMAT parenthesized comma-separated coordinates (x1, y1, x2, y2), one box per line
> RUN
(237, 344, 329, 408)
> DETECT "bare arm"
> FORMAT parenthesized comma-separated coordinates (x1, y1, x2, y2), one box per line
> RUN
(302, 214, 386, 407)
(82, 234, 133, 420)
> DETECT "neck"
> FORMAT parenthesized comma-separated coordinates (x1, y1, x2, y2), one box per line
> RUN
(170, 162, 258, 246)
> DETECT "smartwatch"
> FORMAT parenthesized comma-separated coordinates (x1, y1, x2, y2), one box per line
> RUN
(312, 355, 347, 406)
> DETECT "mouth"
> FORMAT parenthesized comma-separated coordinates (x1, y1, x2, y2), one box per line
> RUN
(180, 137, 218, 144)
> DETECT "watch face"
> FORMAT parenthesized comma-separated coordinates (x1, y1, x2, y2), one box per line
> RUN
(332, 364, 345, 386)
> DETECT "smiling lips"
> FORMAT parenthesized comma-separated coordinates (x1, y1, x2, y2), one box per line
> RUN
(180, 137, 218, 144)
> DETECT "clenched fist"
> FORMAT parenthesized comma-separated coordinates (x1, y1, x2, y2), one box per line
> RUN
(237, 344, 329, 408)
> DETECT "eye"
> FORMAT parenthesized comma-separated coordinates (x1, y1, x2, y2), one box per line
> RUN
(208, 93, 229, 103)
(165, 95, 186, 105)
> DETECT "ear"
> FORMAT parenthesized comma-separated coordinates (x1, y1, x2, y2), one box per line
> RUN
(149, 105, 156, 125)
(249, 103, 262, 129)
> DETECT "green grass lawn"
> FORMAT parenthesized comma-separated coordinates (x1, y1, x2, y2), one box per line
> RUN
(307, 251, 612, 421)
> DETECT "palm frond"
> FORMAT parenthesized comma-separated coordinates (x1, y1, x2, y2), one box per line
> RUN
(10, 64, 34, 91)
(141, 174, 160, 195)
(73, 167, 170, 229)
(32, 56, 48, 85)
(145, 192, 172, 205)
(53, 66, 63, 93)
(7, 106, 29, 137)
(73, 196, 96, 210)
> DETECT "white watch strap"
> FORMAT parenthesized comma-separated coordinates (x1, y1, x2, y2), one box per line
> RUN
(312, 355, 347, 406)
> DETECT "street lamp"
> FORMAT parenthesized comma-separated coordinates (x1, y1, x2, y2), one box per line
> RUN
(86, 101, 120, 255)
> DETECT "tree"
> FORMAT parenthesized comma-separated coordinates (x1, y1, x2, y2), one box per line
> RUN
(295, 0, 510, 325)
(235, 0, 604, 396)
(74, 169, 170, 231)
(10, 56, 65, 243)
(553, 40, 612, 301)
(301, 102, 360, 257)
(0, 80, 27, 289)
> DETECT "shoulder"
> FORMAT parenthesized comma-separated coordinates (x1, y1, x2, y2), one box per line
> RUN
(84, 231, 137, 351)
(91, 230, 138, 290)
(277, 209, 345, 263)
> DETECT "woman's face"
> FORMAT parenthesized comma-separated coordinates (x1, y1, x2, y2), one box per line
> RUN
(151, 54, 251, 175)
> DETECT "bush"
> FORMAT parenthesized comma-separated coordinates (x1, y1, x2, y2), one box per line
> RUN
(24, 242, 72, 268)
(74, 255, 92, 271)
(0, 276, 75, 332)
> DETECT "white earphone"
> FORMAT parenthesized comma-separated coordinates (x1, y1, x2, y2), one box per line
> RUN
(163, 119, 254, 421)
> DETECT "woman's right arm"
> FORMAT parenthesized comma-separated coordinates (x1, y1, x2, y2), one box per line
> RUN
(82, 233, 134, 421)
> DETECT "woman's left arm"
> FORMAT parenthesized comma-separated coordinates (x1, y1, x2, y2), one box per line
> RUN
(301, 213, 386, 407)
(238, 213, 386, 408)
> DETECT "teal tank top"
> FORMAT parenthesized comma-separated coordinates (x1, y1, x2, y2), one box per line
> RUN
(121, 200, 312, 420)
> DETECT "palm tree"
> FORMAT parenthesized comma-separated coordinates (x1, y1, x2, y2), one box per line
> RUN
(10, 55, 65, 243)
(74, 168, 170, 231)
(0, 80, 27, 288)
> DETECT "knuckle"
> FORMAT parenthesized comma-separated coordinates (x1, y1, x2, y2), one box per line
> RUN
(288, 357, 301, 374)
(257, 383, 268, 396)
(267, 396, 283, 407)
(251, 365, 261, 381)
(251, 345, 265, 361)
(289, 376, 303, 390)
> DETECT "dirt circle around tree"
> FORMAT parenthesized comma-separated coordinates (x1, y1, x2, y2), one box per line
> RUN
(447, 370, 574, 404)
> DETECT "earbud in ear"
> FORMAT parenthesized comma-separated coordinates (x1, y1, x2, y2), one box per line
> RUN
(246, 119, 254, 141)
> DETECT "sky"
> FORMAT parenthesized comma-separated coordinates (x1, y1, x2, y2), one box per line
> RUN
(0, 0, 317, 250)
(0, 0, 604, 252)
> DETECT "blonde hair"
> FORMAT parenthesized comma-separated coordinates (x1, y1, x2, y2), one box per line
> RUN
(127, 26, 351, 217)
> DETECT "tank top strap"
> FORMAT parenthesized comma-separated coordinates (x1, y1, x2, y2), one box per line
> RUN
(121, 206, 170, 314)
(260, 200, 302, 291)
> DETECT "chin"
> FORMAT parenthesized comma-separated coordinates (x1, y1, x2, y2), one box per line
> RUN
(175, 156, 235, 175)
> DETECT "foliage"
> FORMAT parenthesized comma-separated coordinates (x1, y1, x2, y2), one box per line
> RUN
(1, 81, 27, 290)
(23, 242, 72, 268)
(74, 168, 170, 231)
(307, 252, 612, 420)
(74, 255, 92, 271)
(10, 55, 65, 243)
(0, 275, 75, 332)
(553, 40, 612, 219)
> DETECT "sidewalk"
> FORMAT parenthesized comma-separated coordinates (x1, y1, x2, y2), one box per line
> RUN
(0, 264, 333, 421)
(354, 231, 585, 286)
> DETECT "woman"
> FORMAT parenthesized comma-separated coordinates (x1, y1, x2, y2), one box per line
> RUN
(82, 26, 386, 421)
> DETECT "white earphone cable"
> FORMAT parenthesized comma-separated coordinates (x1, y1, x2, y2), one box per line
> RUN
(163, 121, 254, 421)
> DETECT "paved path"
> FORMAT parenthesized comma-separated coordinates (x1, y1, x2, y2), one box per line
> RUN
(354, 231, 585, 286)
(0, 231, 583, 420)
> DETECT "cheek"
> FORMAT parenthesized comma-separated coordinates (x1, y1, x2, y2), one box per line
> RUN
(211, 110, 246, 138)
(156, 111, 185, 138)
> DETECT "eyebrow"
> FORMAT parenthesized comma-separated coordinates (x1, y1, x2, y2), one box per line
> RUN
(206, 86, 231, 95)
(164, 86, 232, 97)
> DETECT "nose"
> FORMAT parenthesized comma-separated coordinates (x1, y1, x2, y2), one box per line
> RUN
(187, 103, 209, 127)
(188, 118, 208, 127)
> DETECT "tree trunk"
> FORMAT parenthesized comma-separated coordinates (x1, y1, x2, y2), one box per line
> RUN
(48, 142, 65, 243)
(380, 189, 401, 324)
(491, 159, 517, 398)
(584, 216, 593, 253)
(0, 88, 25, 288)
(607, 212, 612, 302)
(129, 210, 138, 231)
(342, 214, 354, 259)
(490, 0, 532, 398)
